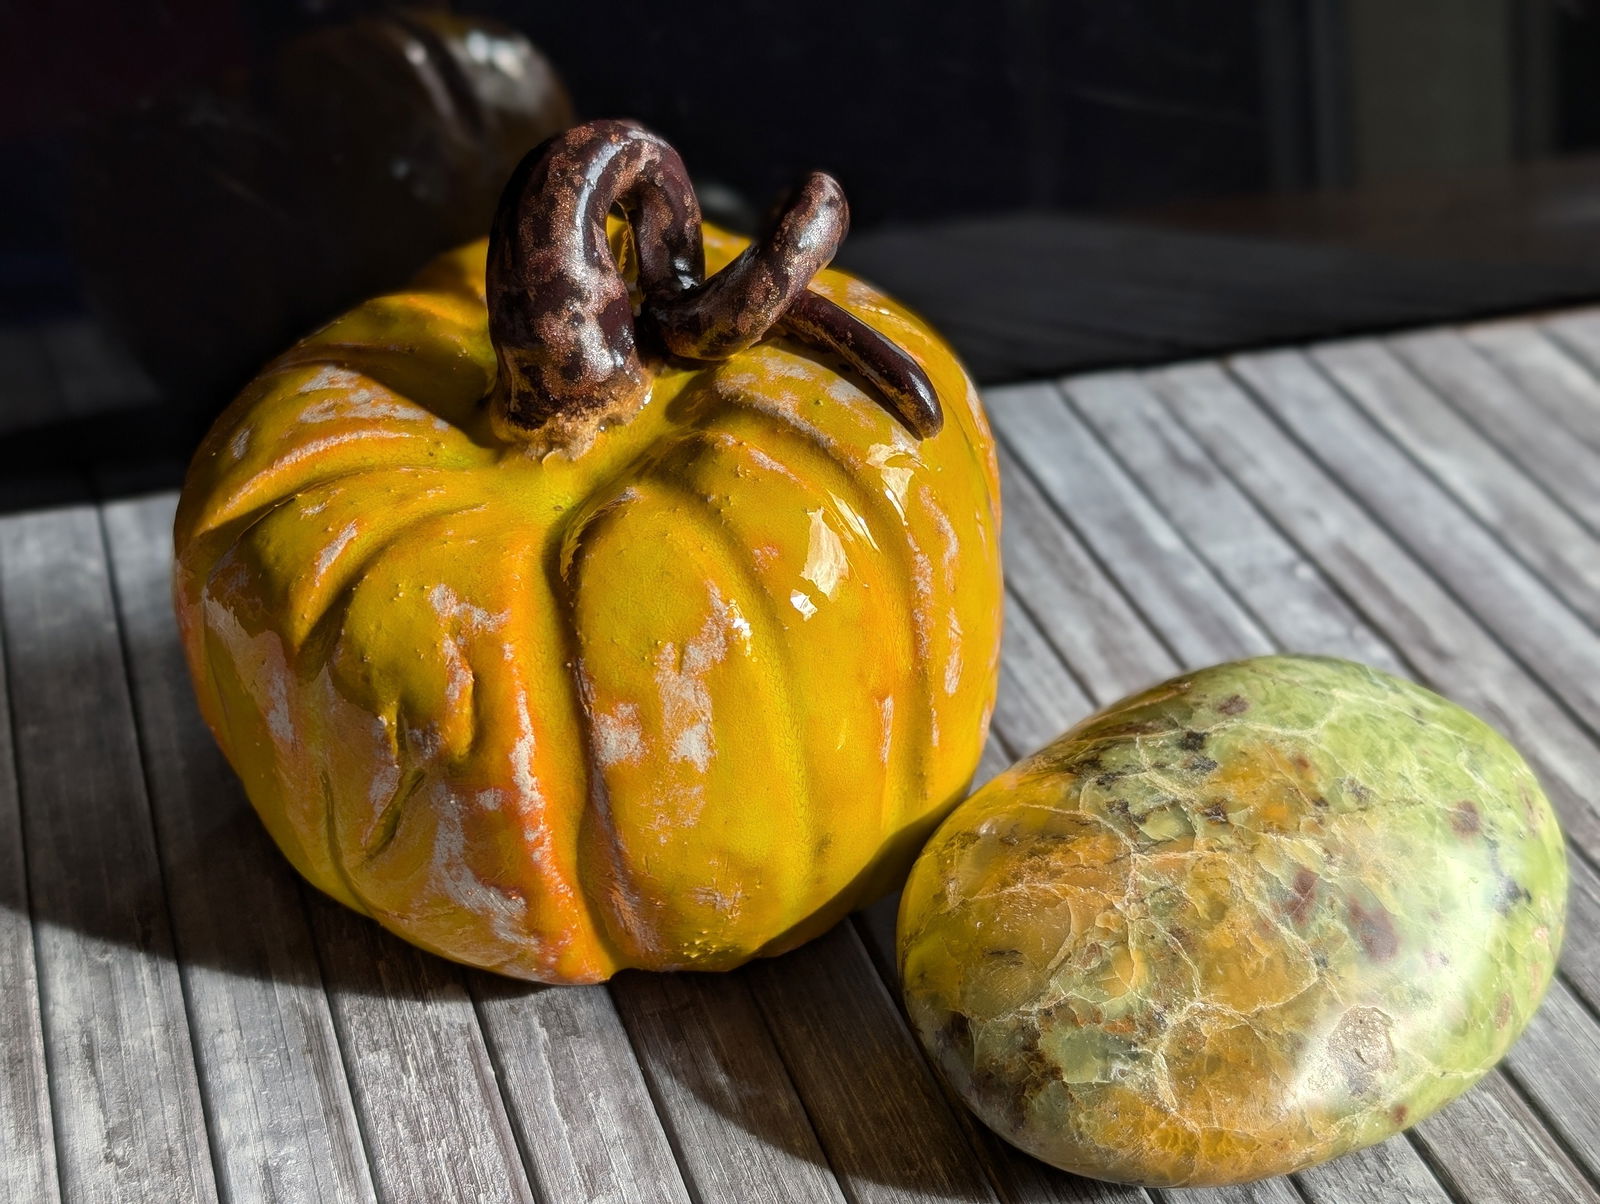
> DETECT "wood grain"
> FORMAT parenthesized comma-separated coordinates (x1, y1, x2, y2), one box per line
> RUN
(1312, 338, 1600, 631)
(467, 976, 694, 1204)
(0, 532, 59, 1204)
(302, 892, 537, 1204)
(1229, 349, 1600, 742)
(747, 924, 1001, 1204)
(0, 502, 216, 1203)
(609, 969, 848, 1204)
(1469, 317, 1600, 455)
(1146, 361, 1600, 860)
(1066, 366, 1600, 1200)
(1392, 328, 1600, 534)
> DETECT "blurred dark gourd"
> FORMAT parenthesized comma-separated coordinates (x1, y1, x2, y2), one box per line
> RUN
(70, 8, 573, 413)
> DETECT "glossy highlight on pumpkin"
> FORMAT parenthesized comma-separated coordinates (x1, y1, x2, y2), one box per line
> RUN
(174, 222, 1002, 984)
(898, 656, 1566, 1187)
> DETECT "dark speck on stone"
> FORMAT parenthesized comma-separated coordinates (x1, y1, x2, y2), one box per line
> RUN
(1451, 800, 1482, 836)
(1348, 899, 1400, 961)
(1286, 867, 1318, 926)
(1496, 878, 1533, 914)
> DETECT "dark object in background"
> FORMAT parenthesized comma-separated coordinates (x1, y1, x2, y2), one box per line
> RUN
(70, 7, 572, 412)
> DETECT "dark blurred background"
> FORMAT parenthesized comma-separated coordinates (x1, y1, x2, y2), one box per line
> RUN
(3, 0, 1600, 458)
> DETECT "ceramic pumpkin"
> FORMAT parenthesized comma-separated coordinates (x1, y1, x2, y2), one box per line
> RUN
(174, 121, 1002, 984)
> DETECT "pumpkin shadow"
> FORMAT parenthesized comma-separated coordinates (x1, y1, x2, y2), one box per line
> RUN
(635, 920, 1134, 1202)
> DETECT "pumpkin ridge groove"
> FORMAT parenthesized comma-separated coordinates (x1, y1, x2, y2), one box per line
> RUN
(531, 506, 633, 976)
(287, 498, 497, 681)
(361, 768, 429, 865)
(320, 764, 376, 918)
(186, 442, 479, 544)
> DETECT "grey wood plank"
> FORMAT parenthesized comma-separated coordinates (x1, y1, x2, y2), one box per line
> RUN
(38, 320, 157, 418)
(0, 551, 59, 1204)
(608, 970, 848, 1204)
(467, 975, 694, 1204)
(1059, 373, 1400, 672)
(988, 384, 1454, 1204)
(1539, 309, 1600, 442)
(1009, 378, 1455, 1204)
(1069, 372, 1600, 1005)
(1227, 348, 1600, 734)
(1400, 327, 1600, 533)
(1414, 1073, 1597, 1204)
(991, 589, 1095, 766)
(1501, 981, 1600, 1187)
(1468, 318, 1600, 456)
(992, 382, 1271, 666)
(1292, 1135, 1452, 1204)
(993, 443, 1174, 702)
(747, 925, 1002, 1204)
(101, 494, 781, 1204)
(301, 891, 537, 1204)
(1563, 859, 1600, 1010)
(0, 503, 216, 1203)
(1092, 364, 1599, 1202)
(1184, 1180, 1308, 1204)
(1314, 337, 1600, 627)
(94, 489, 687, 1199)
(98, 492, 377, 1204)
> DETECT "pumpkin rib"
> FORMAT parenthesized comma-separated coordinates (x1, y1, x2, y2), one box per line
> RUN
(690, 382, 940, 839)
(637, 465, 828, 916)
(241, 473, 489, 653)
(556, 475, 815, 967)
(187, 426, 477, 543)
(510, 519, 627, 978)
(641, 424, 913, 906)
(316, 505, 595, 968)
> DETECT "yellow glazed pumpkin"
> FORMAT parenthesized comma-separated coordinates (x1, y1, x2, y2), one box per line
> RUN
(174, 121, 1002, 983)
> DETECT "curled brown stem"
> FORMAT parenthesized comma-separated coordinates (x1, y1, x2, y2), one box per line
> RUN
(485, 119, 942, 453)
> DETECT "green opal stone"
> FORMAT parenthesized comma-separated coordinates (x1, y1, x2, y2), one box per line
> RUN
(898, 655, 1567, 1187)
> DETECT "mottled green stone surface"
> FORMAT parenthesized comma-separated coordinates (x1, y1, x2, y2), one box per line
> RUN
(898, 656, 1567, 1187)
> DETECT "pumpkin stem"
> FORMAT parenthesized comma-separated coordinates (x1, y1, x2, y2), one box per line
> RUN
(484, 120, 702, 454)
(484, 119, 942, 455)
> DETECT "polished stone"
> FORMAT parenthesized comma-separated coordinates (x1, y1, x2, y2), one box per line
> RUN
(898, 655, 1568, 1187)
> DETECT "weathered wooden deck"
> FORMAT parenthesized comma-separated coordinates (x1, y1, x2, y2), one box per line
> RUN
(4, 309, 1600, 1203)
